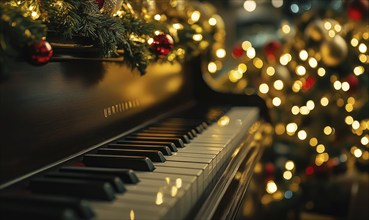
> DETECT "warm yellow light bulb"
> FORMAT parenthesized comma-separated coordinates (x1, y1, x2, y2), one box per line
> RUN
(272, 97, 282, 106)
(353, 66, 364, 76)
(351, 38, 359, 47)
(317, 68, 326, 77)
(297, 130, 307, 140)
(320, 97, 329, 106)
(246, 47, 256, 59)
(299, 50, 308, 61)
(259, 83, 269, 94)
(266, 180, 278, 194)
(309, 138, 318, 147)
(324, 126, 333, 135)
(208, 62, 217, 73)
(354, 148, 362, 158)
(359, 43, 367, 53)
(208, 17, 217, 26)
(273, 80, 284, 90)
(361, 136, 369, 145)
(333, 81, 342, 90)
(291, 106, 299, 115)
(266, 66, 275, 76)
(296, 65, 306, 76)
(216, 48, 226, 58)
(316, 144, 325, 153)
(285, 161, 295, 170)
(306, 100, 315, 110)
(345, 116, 354, 125)
(283, 171, 293, 180)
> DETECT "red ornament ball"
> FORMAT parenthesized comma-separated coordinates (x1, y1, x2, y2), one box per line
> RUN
(28, 39, 53, 65)
(150, 34, 174, 57)
(347, 0, 369, 21)
(302, 76, 316, 92)
(264, 41, 282, 61)
(264, 162, 275, 175)
(232, 44, 244, 58)
(345, 74, 359, 92)
(96, 0, 105, 10)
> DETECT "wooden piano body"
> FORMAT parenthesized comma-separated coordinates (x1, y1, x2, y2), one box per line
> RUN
(0, 53, 271, 219)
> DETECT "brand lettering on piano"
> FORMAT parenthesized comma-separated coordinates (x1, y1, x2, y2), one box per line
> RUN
(103, 99, 141, 118)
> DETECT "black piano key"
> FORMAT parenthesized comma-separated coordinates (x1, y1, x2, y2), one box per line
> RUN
(29, 178, 116, 201)
(0, 194, 94, 219)
(45, 172, 126, 193)
(0, 202, 77, 220)
(97, 148, 166, 162)
(124, 136, 185, 148)
(115, 140, 177, 152)
(108, 143, 172, 156)
(130, 132, 191, 143)
(83, 154, 155, 171)
(141, 129, 195, 139)
(59, 166, 139, 184)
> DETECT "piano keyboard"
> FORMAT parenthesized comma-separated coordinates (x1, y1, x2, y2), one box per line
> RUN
(0, 106, 262, 220)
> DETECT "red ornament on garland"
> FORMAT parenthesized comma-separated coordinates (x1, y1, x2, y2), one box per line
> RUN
(347, 0, 369, 21)
(28, 39, 53, 65)
(150, 33, 174, 57)
(264, 40, 282, 61)
(96, 0, 105, 9)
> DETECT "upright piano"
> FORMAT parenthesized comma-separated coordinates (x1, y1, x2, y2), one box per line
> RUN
(0, 44, 272, 219)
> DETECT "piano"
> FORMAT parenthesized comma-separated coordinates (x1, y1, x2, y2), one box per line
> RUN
(0, 36, 272, 219)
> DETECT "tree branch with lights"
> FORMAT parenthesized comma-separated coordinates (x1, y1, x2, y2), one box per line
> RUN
(0, 0, 224, 75)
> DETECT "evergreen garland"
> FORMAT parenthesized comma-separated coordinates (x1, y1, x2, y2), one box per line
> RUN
(0, 0, 158, 75)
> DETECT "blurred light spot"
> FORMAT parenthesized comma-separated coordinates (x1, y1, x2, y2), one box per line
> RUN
(285, 161, 295, 170)
(259, 83, 269, 94)
(284, 190, 293, 199)
(283, 171, 293, 180)
(309, 137, 318, 147)
(244, 0, 257, 12)
(290, 4, 299, 13)
(216, 48, 226, 58)
(208, 62, 217, 73)
(274, 80, 284, 90)
(299, 50, 308, 61)
(320, 97, 329, 106)
(266, 180, 278, 194)
(272, 97, 281, 106)
(297, 130, 307, 140)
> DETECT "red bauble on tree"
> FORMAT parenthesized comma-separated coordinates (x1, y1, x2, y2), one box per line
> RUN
(302, 76, 316, 92)
(149, 33, 174, 57)
(232, 44, 244, 58)
(347, 0, 369, 21)
(264, 40, 282, 61)
(28, 39, 53, 65)
(345, 74, 359, 92)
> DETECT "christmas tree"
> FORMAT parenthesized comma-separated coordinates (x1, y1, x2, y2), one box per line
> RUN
(201, 0, 368, 218)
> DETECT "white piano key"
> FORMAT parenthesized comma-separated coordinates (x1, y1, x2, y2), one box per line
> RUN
(154, 161, 210, 193)
(135, 172, 197, 207)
